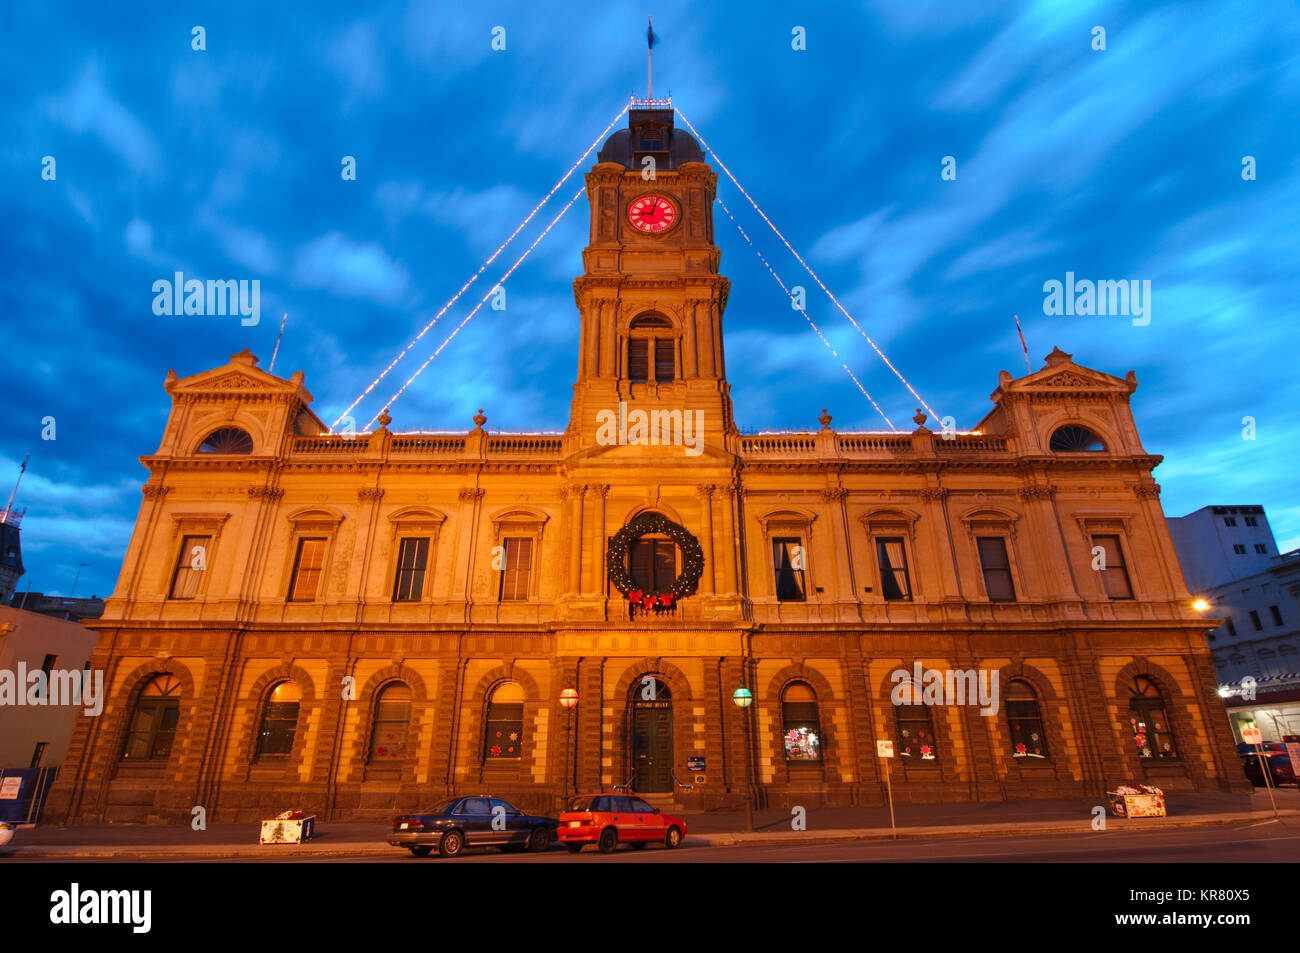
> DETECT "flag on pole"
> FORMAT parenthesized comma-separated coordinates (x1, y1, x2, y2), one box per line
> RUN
(1014, 314, 1032, 374)
(647, 17, 657, 49)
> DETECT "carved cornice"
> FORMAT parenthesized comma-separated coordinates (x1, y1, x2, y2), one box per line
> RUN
(1018, 486, 1058, 502)
(247, 486, 285, 502)
(821, 487, 848, 502)
(919, 487, 949, 502)
(357, 487, 386, 502)
(589, 484, 610, 498)
(1131, 483, 1162, 499)
(696, 483, 716, 498)
(142, 484, 173, 500)
(458, 487, 486, 502)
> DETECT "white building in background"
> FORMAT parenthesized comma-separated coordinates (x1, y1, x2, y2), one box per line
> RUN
(1168, 505, 1300, 742)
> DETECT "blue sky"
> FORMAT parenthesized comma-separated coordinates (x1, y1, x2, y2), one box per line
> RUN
(3, 0, 1298, 599)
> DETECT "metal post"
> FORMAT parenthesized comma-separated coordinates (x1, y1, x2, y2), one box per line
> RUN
(883, 754, 897, 839)
(1257, 743, 1279, 818)
(744, 704, 754, 832)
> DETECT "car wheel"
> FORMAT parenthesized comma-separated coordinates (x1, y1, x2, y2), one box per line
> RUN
(408, 846, 432, 857)
(439, 830, 465, 858)
(565, 843, 584, 853)
(665, 826, 682, 849)
(598, 827, 618, 854)
(528, 827, 550, 852)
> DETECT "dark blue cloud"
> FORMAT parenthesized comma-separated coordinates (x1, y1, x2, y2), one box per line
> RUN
(2, 0, 1297, 598)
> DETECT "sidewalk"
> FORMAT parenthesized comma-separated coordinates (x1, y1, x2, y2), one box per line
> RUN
(4, 788, 1296, 859)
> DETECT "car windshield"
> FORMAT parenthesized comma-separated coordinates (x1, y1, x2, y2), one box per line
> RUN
(566, 796, 597, 812)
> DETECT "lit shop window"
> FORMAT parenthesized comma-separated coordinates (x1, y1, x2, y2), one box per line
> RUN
(485, 681, 524, 760)
(1127, 676, 1177, 760)
(895, 685, 937, 761)
(1006, 679, 1048, 760)
(781, 681, 821, 761)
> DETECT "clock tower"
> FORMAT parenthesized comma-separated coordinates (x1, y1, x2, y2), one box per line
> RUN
(567, 107, 734, 453)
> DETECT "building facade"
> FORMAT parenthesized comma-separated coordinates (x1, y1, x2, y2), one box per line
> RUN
(46, 108, 1246, 824)
(1169, 505, 1300, 742)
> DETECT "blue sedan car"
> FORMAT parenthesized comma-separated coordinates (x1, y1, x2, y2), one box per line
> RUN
(389, 796, 558, 857)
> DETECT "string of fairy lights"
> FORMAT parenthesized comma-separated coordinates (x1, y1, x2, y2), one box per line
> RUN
(331, 102, 631, 432)
(674, 107, 940, 423)
(714, 194, 896, 430)
(334, 101, 937, 432)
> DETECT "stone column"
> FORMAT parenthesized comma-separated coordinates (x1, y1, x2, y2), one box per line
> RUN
(601, 299, 617, 378)
(684, 300, 699, 379)
(720, 480, 739, 596)
(567, 483, 586, 595)
(697, 484, 716, 595)
(696, 302, 714, 377)
(586, 485, 608, 594)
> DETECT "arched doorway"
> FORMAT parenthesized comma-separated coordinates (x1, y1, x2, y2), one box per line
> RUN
(630, 677, 673, 793)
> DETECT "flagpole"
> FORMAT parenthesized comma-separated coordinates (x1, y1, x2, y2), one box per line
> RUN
(269, 313, 288, 374)
(647, 15, 653, 100)
(1014, 314, 1032, 375)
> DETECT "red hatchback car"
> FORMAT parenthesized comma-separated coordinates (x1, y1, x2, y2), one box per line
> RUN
(558, 794, 686, 853)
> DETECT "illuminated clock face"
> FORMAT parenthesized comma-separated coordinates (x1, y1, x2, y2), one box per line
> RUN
(628, 195, 678, 233)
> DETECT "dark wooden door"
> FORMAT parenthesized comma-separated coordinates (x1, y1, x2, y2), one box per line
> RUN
(632, 701, 673, 793)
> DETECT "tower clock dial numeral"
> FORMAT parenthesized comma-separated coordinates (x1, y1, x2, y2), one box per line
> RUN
(628, 195, 678, 233)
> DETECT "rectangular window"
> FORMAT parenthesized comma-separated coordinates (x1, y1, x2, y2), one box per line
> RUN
(1225, 617, 1236, 637)
(654, 339, 674, 382)
(288, 538, 328, 602)
(1270, 605, 1283, 626)
(1249, 610, 1262, 631)
(976, 537, 1016, 602)
(630, 538, 675, 592)
(392, 537, 430, 602)
(876, 538, 912, 601)
(1234, 544, 1247, 555)
(169, 534, 212, 599)
(1255, 544, 1267, 554)
(773, 538, 806, 602)
(30, 741, 48, 768)
(1224, 517, 1236, 526)
(1245, 516, 1258, 527)
(628, 338, 649, 381)
(484, 705, 524, 759)
(1091, 535, 1133, 599)
(499, 537, 533, 601)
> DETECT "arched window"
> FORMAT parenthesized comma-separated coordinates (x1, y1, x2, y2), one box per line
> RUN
(895, 681, 938, 761)
(255, 681, 301, 760)
(369, 682, 412, 762)
(484, 681, 524, 760)
(121, 674, 181, 762)
(1127, 676, 1177, 760)
(628, 513, 678, 593)
(627, 313, 675, 383)
(1048, 425, 1104, 452)
(198, 427, 254, 454)
(1006, 679, 1048, 759)
(782, 681, 821, 761)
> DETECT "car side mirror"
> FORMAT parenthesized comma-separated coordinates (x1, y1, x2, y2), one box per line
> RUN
(653, 807, 661, 814)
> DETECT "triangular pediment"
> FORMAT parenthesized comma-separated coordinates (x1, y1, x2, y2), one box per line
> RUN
(165, 348, 314, 404)
(991, 347, 1136, 401)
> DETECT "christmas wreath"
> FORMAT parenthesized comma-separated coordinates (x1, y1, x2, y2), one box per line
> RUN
(607, 512, 705, 612)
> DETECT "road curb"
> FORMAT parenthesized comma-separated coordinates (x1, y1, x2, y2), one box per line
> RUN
(5, 809, 1294, 859)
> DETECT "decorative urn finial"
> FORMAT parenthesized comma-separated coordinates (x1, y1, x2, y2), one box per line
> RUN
(818, 408, 832, 429)
(473, 408, 487, 429)
(377, 407, 392, 429)
(913, 409, 927, 427)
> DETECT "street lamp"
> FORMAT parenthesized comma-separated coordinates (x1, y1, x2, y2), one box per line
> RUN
(70, 562, 88, 598)
(732, 687, 755, 832)
(560, 688, 578, 798)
